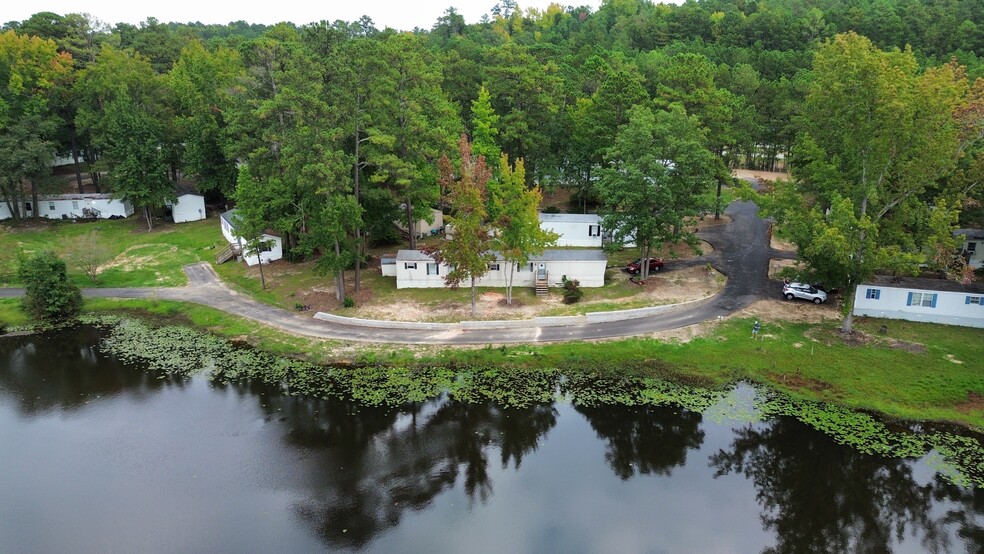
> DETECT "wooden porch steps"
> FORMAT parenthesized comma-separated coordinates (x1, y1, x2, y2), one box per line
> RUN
(215, 243, 241, 264)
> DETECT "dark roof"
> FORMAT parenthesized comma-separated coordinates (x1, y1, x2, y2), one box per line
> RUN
(862, 275, 984, 294)
(954, 228, 984, 240)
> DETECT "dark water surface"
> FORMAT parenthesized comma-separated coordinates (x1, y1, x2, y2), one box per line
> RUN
(1, 328, 981, 553)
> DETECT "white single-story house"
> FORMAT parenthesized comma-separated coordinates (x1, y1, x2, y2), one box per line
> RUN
(167, 194, 206, 223)
(396, 208, 444, 239)
(853, 276, 984, 329)
(955, 229, 984, 269)
(392, 249, 608, 289)
(0, 194, 134, 220)
(220, 209, 283, 266)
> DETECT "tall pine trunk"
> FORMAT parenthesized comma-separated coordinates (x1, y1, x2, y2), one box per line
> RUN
(334, 239, 345, 301)
(143, 206, 154, 230)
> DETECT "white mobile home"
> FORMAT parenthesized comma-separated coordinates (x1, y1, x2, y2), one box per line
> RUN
(853, 276, 984, 329)
(168, 194, 206, 223)
(24, 194, 133, 220)
(393, 249, 608, 289)
(538, 213, 603, 247)
(219, 209, 283, 266)
(955, 229, 984, 269)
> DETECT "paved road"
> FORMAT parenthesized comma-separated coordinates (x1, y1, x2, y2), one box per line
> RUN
(3, 182, 789, 344)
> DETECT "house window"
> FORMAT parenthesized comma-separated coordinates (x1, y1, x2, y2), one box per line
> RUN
(908, 292, 937, 308)
(865, 288, 881, 300)
(426, 263, 439, 275)
(966, 296, 982, 305)
(488, 263, 500, 271)
(967, 242, 977, 253)
(49, 202, 56, 211)
(588, 225, 601, 237)
(25, 202, 32, 212)
(404, 263, 417, 270)
(518, 263, 533, 272)
(259, 242, 272, 253)
(72, 200, 79, 210)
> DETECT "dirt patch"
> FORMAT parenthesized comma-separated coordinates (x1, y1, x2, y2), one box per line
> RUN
(728, 299, 839, 324)
(770, 235, 797, 252)
(352, 264, 723, 322)
(97, 244, 177, 272)
(954, 392, 984, 415)
(733, 169, 790, 182)
(770, 258, 805, 280)
(767, 371, 833, 393)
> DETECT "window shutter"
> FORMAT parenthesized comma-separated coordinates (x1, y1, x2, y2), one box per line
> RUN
(967, 296, 972, 305)
(931, 294, 938, 308)
(906, 292, 913, 306)
(875, 289, 880, 299)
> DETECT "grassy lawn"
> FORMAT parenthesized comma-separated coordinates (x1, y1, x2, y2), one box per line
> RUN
(0, 217, 225, 287)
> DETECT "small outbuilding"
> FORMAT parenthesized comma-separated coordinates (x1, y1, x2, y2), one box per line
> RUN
(393, 249, 608, 289)
(219, 209, 283, 266)
(954, 229, 984, 269)
(396, 207, 444, 239)
(853, 276, 984, 329)
(167, 194, 206, 223)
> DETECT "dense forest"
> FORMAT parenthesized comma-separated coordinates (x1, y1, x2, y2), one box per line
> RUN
(1, 0, 982, 328)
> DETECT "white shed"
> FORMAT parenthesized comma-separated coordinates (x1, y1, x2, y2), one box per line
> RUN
(853, 277, 984, 329)
(168, 194, 206, 223)
(394, 249, 608, 289)
(26, 194, 133, 220)
(219, 209, 283, 266)
(0, 202, 12, 220)
(955, 229, 984, 269)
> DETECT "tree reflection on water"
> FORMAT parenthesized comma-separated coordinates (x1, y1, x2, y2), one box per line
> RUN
(253, 390, 558, 549)
(576, 404, 705, 479)
(711, 419, 984, 553)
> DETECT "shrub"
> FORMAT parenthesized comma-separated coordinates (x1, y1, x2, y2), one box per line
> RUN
(343, 297, 355, 308)
(17, 250, 83, 322)
(562, 275, 583, 304)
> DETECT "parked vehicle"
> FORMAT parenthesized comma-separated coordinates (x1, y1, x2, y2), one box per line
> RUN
(782, 282, 827, 304)
(626, 257, 664, 275)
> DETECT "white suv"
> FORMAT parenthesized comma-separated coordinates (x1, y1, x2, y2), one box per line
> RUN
(782, 282, 827, 304)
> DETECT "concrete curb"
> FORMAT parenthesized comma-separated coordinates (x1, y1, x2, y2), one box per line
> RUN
(314, 295, 716, 331)
(584, 295, 717, 323)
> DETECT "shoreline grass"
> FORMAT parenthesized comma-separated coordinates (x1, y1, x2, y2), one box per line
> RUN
(3, 296, 980, 430)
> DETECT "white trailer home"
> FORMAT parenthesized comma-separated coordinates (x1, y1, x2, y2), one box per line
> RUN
(955, 229, 984, 269)
(23, 194, 133, 220)
(219, 209, 283, 266)
(853, 276, 984, 329)
(538, 213, 603, 247)
(167, 194, 206, 223)
(393, 249, 608, 289)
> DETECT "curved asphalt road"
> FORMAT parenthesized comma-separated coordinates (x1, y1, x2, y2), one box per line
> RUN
(2, 181, 791, 344)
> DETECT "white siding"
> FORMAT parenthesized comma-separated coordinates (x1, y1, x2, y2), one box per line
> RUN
(0, 202, 12, 220)
(539, 216, 603, 247)
(394, 251, 607, 289)
(962, 239, 983, 269)
(20, 195, 133, 220)
(241, 234, 282, 266)
(170, 194, 206, 223)
(396, 208, 444, 239)
(853, 284, 984, 328)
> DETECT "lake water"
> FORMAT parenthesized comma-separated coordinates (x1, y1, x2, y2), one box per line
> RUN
(1, 327, 981, 553)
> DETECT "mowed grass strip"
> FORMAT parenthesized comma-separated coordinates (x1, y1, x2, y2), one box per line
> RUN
(0, 217, 225, 287)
